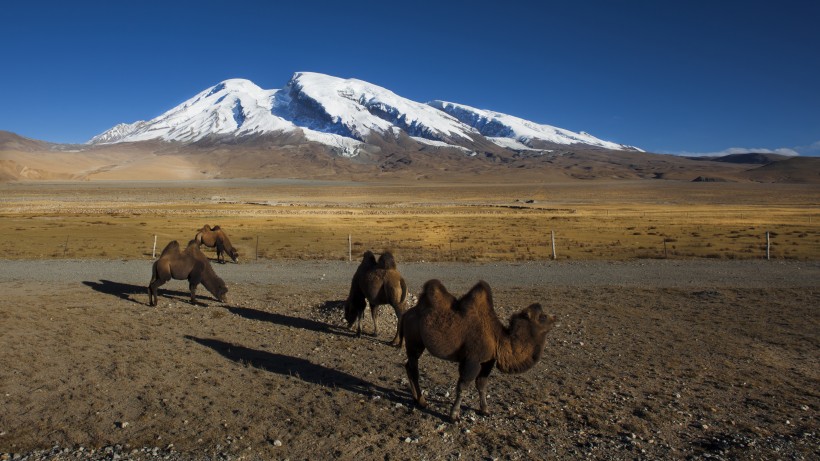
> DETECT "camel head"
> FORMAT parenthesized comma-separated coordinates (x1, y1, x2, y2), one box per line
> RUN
(490, 303, 556, 374)
(510, 303, 555, 348)
(214, 281, 229, 304)
(228, 247, 239, 263)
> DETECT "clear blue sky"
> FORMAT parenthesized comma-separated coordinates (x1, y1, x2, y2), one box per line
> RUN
(2, 0, 819, 155)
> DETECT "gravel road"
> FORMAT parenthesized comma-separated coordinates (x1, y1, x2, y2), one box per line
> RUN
(2, 258, 818, 291)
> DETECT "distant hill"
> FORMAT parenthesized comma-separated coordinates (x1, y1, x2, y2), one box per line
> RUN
(739, 157, 820, 183)
(5, 131, 816, 183)
(0, 130, 56, 152)
(714, 153, 791, 164)
(687, 152, 791, 164)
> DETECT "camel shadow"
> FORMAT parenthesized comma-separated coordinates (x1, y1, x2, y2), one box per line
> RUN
(225, 305, 352, 336)
(82, 279, 164, 305)
(82, 280, 215, 306)
(225, 299, 354, 337)
(184, 336, 406, 402)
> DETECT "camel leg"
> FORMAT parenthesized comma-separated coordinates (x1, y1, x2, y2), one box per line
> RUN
(355, 313, 363, 337)
(188, 281, 198, 304)
(451, 360, 482, 422)
(475, 360, 496, 416)
(148, 277, 167, 306)
(346, 293, 367, 337)
(351, 306, 364, 337)
(369, 302, 379, 337)
(147, 283, 156, 306)
(388, 303, 404, 347)
(404, 344, 427, 408)
(216, 242, 225, 264)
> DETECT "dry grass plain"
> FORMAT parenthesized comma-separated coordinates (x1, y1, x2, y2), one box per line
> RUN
(0, 179, 818, 262)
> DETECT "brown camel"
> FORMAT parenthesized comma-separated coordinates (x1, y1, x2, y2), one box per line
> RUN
(399, 279, 556, 421)
(195, 224, 238, 264)
(344, 250, 408, 346)
(148, 240, 229, 306)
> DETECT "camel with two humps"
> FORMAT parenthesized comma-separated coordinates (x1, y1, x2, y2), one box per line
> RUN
(195, 224, 238, 264)
(344, 250, 408, 346)
(148, 240, 229, 306)
(399, 279, 556, 421)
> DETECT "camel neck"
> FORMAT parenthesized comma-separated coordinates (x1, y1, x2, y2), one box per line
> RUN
(495, 325, 544, 374)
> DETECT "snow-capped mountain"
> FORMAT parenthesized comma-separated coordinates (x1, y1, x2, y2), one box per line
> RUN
(428, 101, 641, 152)
(89, 72, 639, 156)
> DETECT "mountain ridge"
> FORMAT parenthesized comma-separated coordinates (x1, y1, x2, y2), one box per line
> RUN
(88, 72, 639, 156)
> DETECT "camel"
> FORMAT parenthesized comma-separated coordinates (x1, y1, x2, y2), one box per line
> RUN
(195, 224, 238, 264)
(148, 240, 229, 306)
(344, 250, 408, 346)
(399, 279, 556, 421)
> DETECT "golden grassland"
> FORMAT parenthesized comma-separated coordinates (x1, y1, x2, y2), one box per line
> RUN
(0, 179, 818, 261)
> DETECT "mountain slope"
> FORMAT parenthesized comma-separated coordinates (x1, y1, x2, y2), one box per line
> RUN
(88, 72, 637, 156)
(739, 157, 820, 183)
(428, 101, 641, 151)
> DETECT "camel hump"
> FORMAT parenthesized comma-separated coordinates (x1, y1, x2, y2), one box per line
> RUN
(378, 251, 397, 270)
(360, 250, 378, 269)
(420, 279, 456, 308)
(159, 240, 180, 256)
(460, 280, 493, 312)
(211, 225, 221, 231)
(199, 224, 212, 231)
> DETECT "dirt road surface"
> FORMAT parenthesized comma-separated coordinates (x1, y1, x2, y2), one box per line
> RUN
(1, 259, 818, 460)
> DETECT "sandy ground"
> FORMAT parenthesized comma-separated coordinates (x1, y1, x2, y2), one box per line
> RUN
(1, 258, 818, 460)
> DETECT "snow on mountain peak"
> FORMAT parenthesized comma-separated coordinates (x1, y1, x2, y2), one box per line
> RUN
(428, 100, 642, 151)
(284, 72, 475, 143)
(89, 72, 639, 155)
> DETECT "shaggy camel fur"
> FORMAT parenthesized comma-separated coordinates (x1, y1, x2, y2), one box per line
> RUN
(399, 279, 556, 421)
(344, 251, 408, 346)
(195, 224, 238, 264)
(148, 240, 229, 306)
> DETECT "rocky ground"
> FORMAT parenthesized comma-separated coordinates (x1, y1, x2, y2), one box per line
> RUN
(1, 259, 818, 460)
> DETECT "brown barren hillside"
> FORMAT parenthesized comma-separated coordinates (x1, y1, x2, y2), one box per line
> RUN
(739, 157, 820, 183)
(4, 130, 816, 183)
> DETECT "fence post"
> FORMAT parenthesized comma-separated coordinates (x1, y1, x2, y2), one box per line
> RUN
(255, 235, 259, 262)
(551, 230, 556, 260)
(664, 239, 668, 259)
(152, 235, 157, 259)
(348, 235, 352, 262)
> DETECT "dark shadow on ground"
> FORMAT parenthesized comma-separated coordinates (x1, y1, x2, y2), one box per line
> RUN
(83, 279, 220, 306)
(184, 336, 418, 407)
(81, 279, 180, 305)
(225, 305, 353, 336)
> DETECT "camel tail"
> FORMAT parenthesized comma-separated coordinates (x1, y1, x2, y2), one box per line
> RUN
(149, 259, 158, 285)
